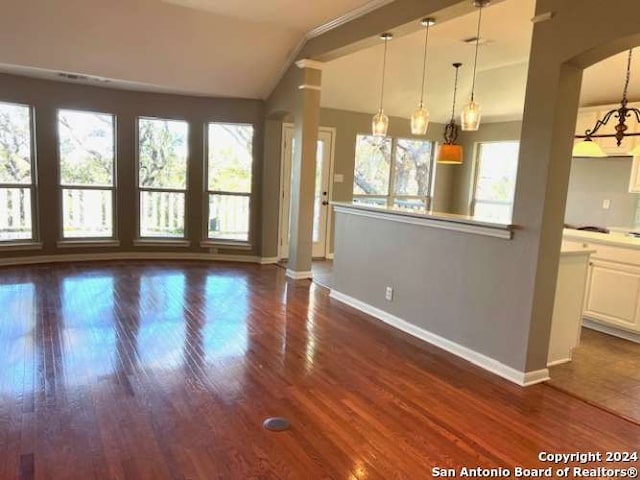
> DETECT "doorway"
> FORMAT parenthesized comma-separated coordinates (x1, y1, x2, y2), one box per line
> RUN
(278, 124, 336, 260)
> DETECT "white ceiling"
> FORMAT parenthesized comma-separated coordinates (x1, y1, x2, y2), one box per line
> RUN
(0, 0, 385, 99)
(321, 0, 536, 123)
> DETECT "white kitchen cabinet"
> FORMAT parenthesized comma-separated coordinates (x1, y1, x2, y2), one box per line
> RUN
(584, 259, 640, 332)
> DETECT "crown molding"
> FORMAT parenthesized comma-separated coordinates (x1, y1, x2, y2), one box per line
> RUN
(306, 0, 397, 39)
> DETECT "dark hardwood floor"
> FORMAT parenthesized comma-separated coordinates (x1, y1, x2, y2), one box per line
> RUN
(0, 261, 638, 479)
(549, 328, 640, 424)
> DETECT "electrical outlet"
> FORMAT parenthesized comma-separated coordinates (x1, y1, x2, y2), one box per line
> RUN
(602, 199, 611, 210)
(385, 286, 394, 302)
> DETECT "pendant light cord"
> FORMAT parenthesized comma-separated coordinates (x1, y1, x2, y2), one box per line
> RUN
(379, 36, 389, 112)
(622, 49, 633, 104)
(451, 64, 461, 122)
(419, 23, 431, 106)
(470, 4, 483, 102)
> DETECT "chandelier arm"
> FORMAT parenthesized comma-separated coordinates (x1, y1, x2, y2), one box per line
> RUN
(585, 109, 618, 137)
(629, 107, 640, 125)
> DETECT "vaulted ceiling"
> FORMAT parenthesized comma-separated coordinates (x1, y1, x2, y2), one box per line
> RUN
(0, 0, 387, 99)
(0, 0, 639, 122)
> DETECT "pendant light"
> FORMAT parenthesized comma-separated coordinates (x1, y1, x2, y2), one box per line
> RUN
(372, 33, 393, 137)
(411, 18, 435, 135)
(437, 63, 464, 164)
(461, 0, 490, 131)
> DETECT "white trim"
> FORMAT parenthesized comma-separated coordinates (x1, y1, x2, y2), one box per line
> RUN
(547, 358, 572, 367)
(133, 239, 190, 248)
(583, 318, 640, 344)
(199, 240, 252, 251)
(0, 252, 272, 267)
(295, 59, 324, 71)
(297, 84, 322, 91)
(286, 269, 313, 280)
(306, 0, 396, 39)
(329, 289, 550, 387)
(56, 240, 120, 248)
(0, 242, 43, 252)
(333, 204, 514, 240)
(259, 257, 280, 265)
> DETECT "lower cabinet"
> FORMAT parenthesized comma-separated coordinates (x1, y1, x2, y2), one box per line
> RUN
(584, 259, 640, 332)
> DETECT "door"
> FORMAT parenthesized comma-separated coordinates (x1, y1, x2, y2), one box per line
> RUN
(279, 125, 334, 259)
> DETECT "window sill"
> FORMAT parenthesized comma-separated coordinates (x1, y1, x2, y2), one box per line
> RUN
(200, 240, 252, 251)
(0, 241, 43, 252)
(57, 240, 121, 248)
(133, 239, 191, 248)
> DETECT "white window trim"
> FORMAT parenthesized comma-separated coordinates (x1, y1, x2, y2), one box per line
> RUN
(136, 116, 190, 241)
(353, 135, 435, 210)
(204, 122, 255, 246)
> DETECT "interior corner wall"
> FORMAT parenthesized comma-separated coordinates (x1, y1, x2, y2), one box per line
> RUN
(0, 73, 265, 259)
(449, 120, 523, 216)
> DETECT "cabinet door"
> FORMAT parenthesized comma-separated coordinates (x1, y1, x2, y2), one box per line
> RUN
(584, 260, 640, 331)
(629, 156, 640, 193)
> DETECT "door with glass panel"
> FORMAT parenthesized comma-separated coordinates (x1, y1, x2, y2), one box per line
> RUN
(279, 125, 334, 259)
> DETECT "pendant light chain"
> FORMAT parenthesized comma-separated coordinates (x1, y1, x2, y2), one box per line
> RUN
(622, 49, 633, 104)
(470, 4, 483, 102)
(419, 23, 431, 106)
(379, 36, 389, 111)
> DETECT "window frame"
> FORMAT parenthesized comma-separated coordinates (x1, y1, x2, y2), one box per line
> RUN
(470, 140, 520, 220)
(203, 122, 255, 247)
(56, 108, 118, 242)
(0, 101, 39, 245)
(352, 134, 436, 211)
(135, 115, 190, 241)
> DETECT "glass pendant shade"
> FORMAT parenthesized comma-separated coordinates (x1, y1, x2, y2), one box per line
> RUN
(411, 104, 430, 135)
(372, 110, 389, 137)
(461, 100, 481, 131)
(437, 144, 464, 164)
(572, 138, 606, 158)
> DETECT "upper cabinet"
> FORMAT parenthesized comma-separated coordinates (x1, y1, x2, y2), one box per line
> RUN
(575, 103, 640, 156)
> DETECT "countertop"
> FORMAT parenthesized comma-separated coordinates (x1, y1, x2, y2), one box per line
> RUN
(563, 228, 640, 250)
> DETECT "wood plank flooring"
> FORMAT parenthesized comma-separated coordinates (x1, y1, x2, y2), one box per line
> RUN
(549, 328, 640, 424)
(0, 261, 638, 479)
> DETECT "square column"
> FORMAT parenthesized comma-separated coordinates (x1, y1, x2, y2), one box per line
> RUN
(286, 59, 323, 280)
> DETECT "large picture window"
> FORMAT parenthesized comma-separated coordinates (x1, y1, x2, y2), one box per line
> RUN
(138, 117, 188, 238)
(353, 134, 433, 210)
(58, 109, 115, 239)
(0, 102, 35, 242)
(206, 123, 254, 242)
(472, 141, 520, 222)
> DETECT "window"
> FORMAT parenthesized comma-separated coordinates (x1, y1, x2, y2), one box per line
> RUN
(138, 117, 188, 238)
(0, 102, 35, 242)
(58, 109, 115, 239)
(206, 123, 254, 242)
(472, 141, 520, 222)
(353, 134, 433, 210)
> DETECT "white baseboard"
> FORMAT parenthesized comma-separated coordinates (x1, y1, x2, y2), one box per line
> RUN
(329, 289, 549, 387)
(547, 357, 572, 367)
(259, 257, 280, 265)
(0, 252, 278, 267)
(286, 269, 313, 280)
(583, 318, 640, 343)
